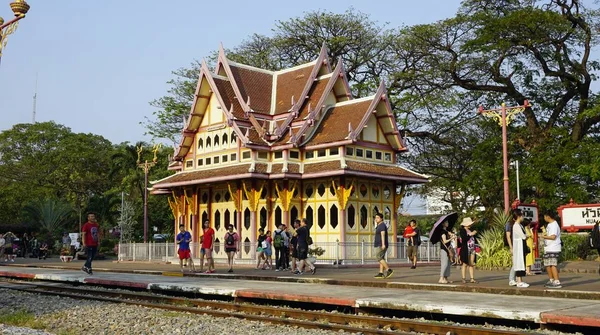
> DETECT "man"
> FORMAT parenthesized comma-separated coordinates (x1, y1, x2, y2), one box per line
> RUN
(542, 211, 562, 288)
(273, 223, 288, 272)
(505, 214, 516, 286)
(295, 218, 315, 275)
(3, 232, 15, 262)
(374, 213, 393, 279)
(176, 224, 194, 273)
(200, 220, 215, 273)
(288, 220, 300, 273)
(62, 232, 72, 248)
(81, 212, 100, 275)
(403, 220, 420, 269)
(0, 234, 5, 260)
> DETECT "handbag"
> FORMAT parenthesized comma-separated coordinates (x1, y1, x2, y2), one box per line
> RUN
(523, 239, 531, 254)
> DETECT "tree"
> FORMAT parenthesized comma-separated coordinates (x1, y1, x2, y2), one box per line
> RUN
(23, 198, 74, 238)
(117, 200, 136, 243)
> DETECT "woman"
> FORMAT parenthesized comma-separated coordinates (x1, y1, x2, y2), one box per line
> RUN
(439, 220, 455, 284)
(256, 228, 266, 269)
(459, 217, 478, 283)
(260, 230, 273, 270)
(512, 209, 529, 287)
(524, 219, 535, 276)
(224, 224, 240, 273)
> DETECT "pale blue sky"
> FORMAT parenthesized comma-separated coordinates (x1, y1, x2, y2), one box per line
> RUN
(0, 0, 462, 146)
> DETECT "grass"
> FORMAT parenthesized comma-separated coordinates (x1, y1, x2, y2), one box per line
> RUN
(0, 309, 45, 329)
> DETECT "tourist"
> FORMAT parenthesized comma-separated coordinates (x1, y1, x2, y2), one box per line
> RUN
(524, 219, 535, 276)
(512, 209, 529, 288)
(81, 212, 100, 275)
(200, 220, 215, 273)
(288, 220, 300, 273)
(273, 223, 288, 271)
(256, 228, 267, 269)
(176, 224, 194, 273)
(3, 232, 16, 262)
(403, 219, 420, 269)
(505, 213, 516, 286)
(62, 232, 71, 248)
(439, 220, 455, 284)
(260, 230, 273, 270)
(542, 211, 562, 288)
(295, 218, 316, 275)
(459, 217, 477, 283)
(373, 213, 393, 279)
(224, 224, 239, 273)
(281, 224, 290, 270)
(39, 241, 49, 260)
(22, 233, 30, 258)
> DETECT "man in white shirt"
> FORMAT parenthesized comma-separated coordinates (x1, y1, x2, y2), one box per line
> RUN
(542, 212, 562, 288)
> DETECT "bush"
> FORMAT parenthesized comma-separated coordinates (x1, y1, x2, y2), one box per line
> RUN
(99, 239, 116, 255)
(476, 210, 512, 270)
(558, 233, 597, 262)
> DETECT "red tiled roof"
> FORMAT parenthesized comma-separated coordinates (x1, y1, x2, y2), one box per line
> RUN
(229, 65, 272, 114)
(274, 65, 315, 114)
(212, 77, 245, 119)
(307, 99, 373, 145)
(297, 76, 330, 120)
(345, 161, 427, 181)
(303, 161, 341, 174)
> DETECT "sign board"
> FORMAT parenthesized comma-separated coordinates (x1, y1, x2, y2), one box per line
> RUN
(518, 205, 539, 223)
(69, 233, 80, 247)
(558, 202, 600, 230)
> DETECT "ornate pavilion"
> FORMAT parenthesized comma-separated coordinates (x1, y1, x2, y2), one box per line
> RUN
(150, 45, 428, 260)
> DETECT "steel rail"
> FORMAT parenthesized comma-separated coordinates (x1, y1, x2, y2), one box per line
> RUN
(0, 280, 538, 335)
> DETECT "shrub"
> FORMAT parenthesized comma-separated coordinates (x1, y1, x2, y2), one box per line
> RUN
(476, 210, 512, 270)
(558, 233, 597, 262)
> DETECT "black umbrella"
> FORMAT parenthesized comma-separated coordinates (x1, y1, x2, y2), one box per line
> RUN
(428, 212, 459, 244)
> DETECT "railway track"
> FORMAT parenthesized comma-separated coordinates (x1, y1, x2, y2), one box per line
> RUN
(0, 279, 538, 335)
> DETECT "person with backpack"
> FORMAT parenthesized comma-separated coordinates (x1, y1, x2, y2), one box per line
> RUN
(256, 228, 267, 269)
(224, 224, 240, 273)
(273, 223, 288, 272)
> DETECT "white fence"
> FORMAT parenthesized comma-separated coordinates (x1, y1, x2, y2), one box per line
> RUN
(118, 241, 441, 265)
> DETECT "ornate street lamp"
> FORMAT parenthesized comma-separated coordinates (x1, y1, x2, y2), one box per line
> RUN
(0, 0, 31, 64)
(137, 144, 162, 243)
(478, 100, 531, 213)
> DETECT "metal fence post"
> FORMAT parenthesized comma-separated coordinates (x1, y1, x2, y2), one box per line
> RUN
(361, 240, 364, 265)
(335, 240, 340, 267)
(133, 242, 136, 262)
(165, 242, 169, 262)
(427, 242, 430, 262)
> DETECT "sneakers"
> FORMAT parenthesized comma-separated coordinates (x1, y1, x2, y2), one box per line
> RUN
(516, 282, 529, 288)
(546, 280, 562, 289)
(374, 273, 385, 279)
(410, 265, 416, 269)
(227, 269, 233, 273)
(385, 269, 394, 279)
(544, 279, 554, 288)
(81, 266, 90, 275)
(275, 269, 280, 272)
(310, 267, 316, 275)
(293, 270, 303, 275)
(508, 280, 517, 286)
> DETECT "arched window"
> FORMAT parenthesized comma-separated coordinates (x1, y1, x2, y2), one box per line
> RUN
(214, 135, 220, 149)
(290, 206, 298, 223)
(244, 208, 251, 230)
(259, 207, 268, 230)
(198, 138, 204, 150)
(360, 205, 368, 229)
(202, 211, 208, 226)
(317, 205, 326, 229)
(330, 204, 338, 229)
(275, 206, 282, 226)
(222, 133, 228, 146)
(305, 206, 313, 229)
(231, 132, 237, 144)
(317, 183, 326, 197)
(215, 210, 221, 231)
(206, 136, 212, 149)
(347, 205, 356, 229)
(224, 209, 231, 228)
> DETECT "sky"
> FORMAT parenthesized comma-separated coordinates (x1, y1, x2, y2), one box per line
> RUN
(0, 0, 463, 214)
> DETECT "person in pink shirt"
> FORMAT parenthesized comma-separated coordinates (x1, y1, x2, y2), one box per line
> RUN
(224, 223, 240, 273)
(200, 221, 215, 273)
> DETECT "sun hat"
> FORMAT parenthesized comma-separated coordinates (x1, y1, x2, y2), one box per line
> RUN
(460, 217, 474, 227)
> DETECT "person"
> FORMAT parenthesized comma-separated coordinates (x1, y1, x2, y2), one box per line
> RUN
(524, 219, 535, 276)
(459, 217, 477, 283)
(200, 221, 215, 273)
(22, 233, 30, 258)
(281, 224, 290, 270)
(62, 232, 72, 248)
(295, 218, 316, 275)
(273, 223, 288, 271)
(505, 215, 517, 286)
(288, 220, 300, 273)
(39, 241, 49, 260)
(439, 220, 455, 284)
(512, 209, 529, 288)
(260, 230, 273, 270)
(256, 228, 267, 269)
(224, 224, 240, 273)
(592, 220, 600, 275)
(373, 213, 393, 279)
(403, 220, 420, 269)
(81, 212, 100, 275)
(542, 211, 562, 288)
(0, 234, 5, 260)
(3, 232, 16, 262)
(176, 224, 194, 273)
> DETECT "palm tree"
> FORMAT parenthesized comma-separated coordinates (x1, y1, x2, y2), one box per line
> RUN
(23, 199, 74, 238)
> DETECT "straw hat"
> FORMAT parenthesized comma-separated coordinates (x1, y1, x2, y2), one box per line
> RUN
(460, 217, 474, 227)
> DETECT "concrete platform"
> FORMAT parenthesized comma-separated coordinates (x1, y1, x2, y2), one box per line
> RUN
(0, 266, 599, 329)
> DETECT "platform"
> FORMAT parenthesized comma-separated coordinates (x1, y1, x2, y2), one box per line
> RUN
(1, 265, 600, 329)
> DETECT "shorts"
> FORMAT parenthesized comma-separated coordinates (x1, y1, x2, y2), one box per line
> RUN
(178, 249, 191, 260)
(543, 252, 560, 267)
(4, 247, 13, 255)
(406, 245, 417, 259)
(201, 248, 213, 258)
(264, 248, 272, 257)
(297, 246, 308, 260)
(225, 248, 237, 253)
(290, 247, 298, 259)
(376, 247, 388, 261)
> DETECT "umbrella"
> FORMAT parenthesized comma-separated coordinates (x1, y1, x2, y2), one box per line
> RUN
(429, 212, 459, 244)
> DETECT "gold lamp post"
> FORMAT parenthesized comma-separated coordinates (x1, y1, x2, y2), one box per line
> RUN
(137, 144, 162, 243)
(0, 0, 30, 64)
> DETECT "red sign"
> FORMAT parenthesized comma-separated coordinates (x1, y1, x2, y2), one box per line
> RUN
(557, 199, 600, 231)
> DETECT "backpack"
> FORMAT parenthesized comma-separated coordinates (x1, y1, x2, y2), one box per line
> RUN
(590, 222, 600, 249)
(273, 231, 284, 249)
(225, 232, 235, 246)
(414, 228, 422, 246)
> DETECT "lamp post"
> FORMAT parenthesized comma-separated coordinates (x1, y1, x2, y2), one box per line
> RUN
(137, 144, 161, 243)
(0, 0, 30, 65)
(510, 160, 520, 201)
(478, 100, 530, 213)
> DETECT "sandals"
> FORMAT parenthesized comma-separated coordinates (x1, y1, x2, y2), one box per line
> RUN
(462, 278, 467, 284)
(470, 279, 478, 283)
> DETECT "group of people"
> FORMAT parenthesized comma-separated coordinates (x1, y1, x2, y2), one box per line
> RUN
(435, 209, 562, 288)
(0, 231, 52, 261)
(176, 218, 317, 275)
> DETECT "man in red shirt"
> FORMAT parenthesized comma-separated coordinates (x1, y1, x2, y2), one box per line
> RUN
(81, 212, 100, 275)
(200, 221, 215, 273)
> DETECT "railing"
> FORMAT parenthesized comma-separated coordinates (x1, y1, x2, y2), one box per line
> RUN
(117, 241, 441, 265)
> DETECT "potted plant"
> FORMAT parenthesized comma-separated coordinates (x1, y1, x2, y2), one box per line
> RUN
(59, 246, 72, 262)
(307, 246, 325, 264)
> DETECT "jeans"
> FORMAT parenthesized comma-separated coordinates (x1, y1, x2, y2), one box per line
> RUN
(440, 251, 451, 278)
(275, 248, 283, 269)
(282, 246, 289, 269)
(84, 246, 97, 270)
